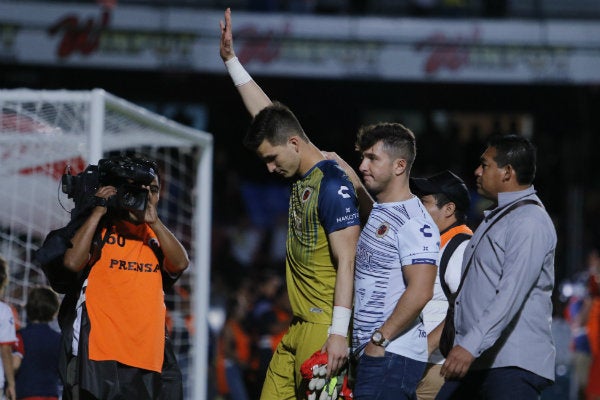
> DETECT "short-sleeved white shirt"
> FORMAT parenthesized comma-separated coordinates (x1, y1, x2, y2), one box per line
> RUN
(421, 239, 468, 364)
(0, 301, 17, 388)
(353, 197, 440, 362)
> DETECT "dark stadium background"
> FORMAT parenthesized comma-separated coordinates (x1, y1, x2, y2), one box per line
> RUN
(3, 61, 598, 284)
(2, 3, 600, 398)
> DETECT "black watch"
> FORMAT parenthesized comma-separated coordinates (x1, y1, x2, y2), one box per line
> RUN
(94, 196, 107, 208)
(371, 329, 390, 348)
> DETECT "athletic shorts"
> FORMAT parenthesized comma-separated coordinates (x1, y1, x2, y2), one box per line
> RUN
(259, 317, 329, 400)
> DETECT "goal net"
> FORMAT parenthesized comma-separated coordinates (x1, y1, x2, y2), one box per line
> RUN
(0, 88, 213, 399)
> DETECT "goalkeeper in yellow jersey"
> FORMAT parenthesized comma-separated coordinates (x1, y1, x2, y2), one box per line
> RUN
(219, 8, 361, 400)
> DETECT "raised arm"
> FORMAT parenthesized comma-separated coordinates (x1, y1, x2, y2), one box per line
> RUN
(220, 8, 271, 117)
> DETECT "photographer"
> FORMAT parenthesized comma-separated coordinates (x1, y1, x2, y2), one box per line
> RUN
(52, 156, 189, 400)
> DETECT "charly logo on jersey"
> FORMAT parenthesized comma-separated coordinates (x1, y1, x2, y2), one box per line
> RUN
(420, 224, 433, 237)
(376, 222, 390, 238)
(301, 187, 314, 202)
(337, 185, 350, 199)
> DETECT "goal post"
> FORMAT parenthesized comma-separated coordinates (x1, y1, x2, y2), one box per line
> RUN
(0, 88, 213, 400)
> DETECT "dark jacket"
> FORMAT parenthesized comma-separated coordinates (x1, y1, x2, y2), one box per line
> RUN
(37, 216, 183, 400)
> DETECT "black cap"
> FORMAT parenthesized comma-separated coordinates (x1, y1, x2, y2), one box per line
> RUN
(410, 170, 471, 212)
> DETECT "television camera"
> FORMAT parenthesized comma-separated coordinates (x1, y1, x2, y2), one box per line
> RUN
(61, 157, 157, 219)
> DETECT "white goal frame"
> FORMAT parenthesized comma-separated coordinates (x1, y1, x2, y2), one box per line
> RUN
(0, 88, 212, 400)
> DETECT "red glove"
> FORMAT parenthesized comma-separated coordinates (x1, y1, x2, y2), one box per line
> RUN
(301, 350, 329, 380)
(301, 349, 354, 399)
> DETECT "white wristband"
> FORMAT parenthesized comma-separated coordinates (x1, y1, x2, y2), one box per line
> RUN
(329, 306, 351, 337)
(224, 56, 252, 87)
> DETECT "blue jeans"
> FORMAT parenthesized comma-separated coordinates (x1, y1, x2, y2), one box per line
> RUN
(435, 367, 553, 400)
(353, 351, 426, 400)
(225, 362, 250, 400)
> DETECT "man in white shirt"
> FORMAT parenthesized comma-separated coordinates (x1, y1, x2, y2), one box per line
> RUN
(410, 170, 473, 400)
(350, 123, 439, 400)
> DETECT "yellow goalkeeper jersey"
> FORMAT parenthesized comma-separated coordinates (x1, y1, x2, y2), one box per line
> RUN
(285, 160, 360, 324)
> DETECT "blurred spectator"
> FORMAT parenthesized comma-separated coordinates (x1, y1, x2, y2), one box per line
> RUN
(0, 255, 17, 400)
(248, 270, 285, 385)
(270, 283, 292, 351)
(585, 251, 600, 400)
(165, 284, 193, 400)
(565, 249, 597, 400)
(266, 213, 288, 268)
(215, 289, 254, 400)
(213, 150, 245, 226)
(227, 216, 265, 269)
(13, 286, 61, 400)
(541, 296, 572, 400)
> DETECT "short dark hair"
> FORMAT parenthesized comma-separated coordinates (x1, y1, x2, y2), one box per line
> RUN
(431, 192, 467, 224)
(26, 286, 59, 323)
(244, 101, 308, 151)
(488, 134, 536, 185)
(355, 122, 416, 172)
(135, 156, 160, 186)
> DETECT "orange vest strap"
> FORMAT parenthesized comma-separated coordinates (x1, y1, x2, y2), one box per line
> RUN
(440, 225, 473, 248)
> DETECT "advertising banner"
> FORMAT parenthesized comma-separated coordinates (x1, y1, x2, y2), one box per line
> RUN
(1, 2, 599, 83)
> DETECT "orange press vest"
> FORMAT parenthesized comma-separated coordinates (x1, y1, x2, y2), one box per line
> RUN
(85, 224, 165, 372)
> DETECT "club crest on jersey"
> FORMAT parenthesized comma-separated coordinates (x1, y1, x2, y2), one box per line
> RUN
(301, 187, 314, 202)
(376, 223, 390, 238)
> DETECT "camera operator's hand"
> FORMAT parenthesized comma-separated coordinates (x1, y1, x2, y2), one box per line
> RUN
(94, 186, 117, 215)
(64, 185, 116, 272)
(141, 179, 190, 275)
(142, 181, 160, 225)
